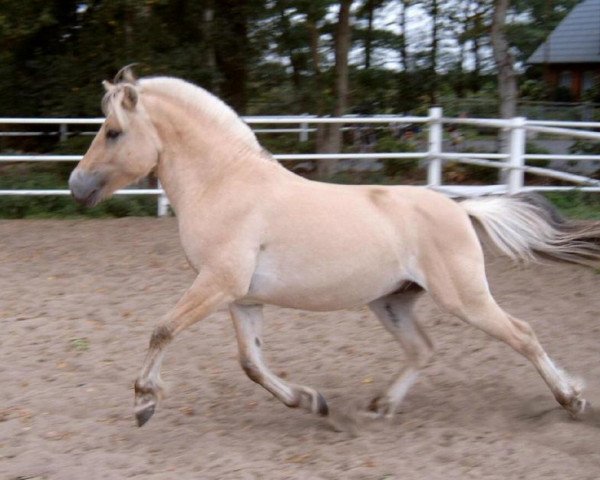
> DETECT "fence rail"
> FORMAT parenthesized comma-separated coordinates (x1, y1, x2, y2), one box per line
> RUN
(1, 109, 599, 216)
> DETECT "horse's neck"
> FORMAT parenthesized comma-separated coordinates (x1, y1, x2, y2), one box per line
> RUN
(148, 98, 268, 215)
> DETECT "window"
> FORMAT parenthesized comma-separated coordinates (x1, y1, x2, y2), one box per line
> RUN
(559, 70, 572, 88)
(582, 71, 596, 91)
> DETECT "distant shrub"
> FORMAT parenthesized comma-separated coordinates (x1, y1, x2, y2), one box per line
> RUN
(525, 141, 550, 169)
(0, 163, 156, 218)
(543, 191, 600, 220)
(376, 136, 421, 179)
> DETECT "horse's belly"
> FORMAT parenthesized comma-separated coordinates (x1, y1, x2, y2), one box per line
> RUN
(245, 250, 413, 311)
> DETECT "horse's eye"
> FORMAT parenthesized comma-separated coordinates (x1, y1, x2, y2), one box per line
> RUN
(106, 128, 122, 140)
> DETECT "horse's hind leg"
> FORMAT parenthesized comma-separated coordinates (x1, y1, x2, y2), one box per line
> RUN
(367, 287, 434, 417)
(425, 254, 587, 417)
(229, 302, 329, 416)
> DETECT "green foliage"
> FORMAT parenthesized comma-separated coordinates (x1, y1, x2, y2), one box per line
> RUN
(376, 135, 421, 179)
(0, 0, 597, 218)
(508, 0, 580, 63)
(570, 139, 600, 156)
(567, 140, 600, 180)
(553, 86, 574, 103)
(525, 141, 550, 169)
(69, 337, 90, 352)
(520, 79, 548, 101)
(543, 191, 600, 220)
(0, 163, 156, 218)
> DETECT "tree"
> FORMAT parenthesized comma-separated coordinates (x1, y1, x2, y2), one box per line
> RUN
(491, 0, 517, 120)
(508, 0, 579, 63)
(356, 0, 385, 69)
(491, 0, 517, 159)
(318, 0, 354, 177)
(427, 0, 440, 104)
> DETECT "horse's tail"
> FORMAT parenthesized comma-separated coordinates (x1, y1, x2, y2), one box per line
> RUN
(459, 193, 600, 268)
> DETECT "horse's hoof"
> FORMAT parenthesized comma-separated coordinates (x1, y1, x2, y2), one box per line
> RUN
(135, 404, 156, 427)
(366, 395, 395, 419)
(367, 395, 382, 413)
(316, 392, 329, 416)
(568, 398, 591, 419)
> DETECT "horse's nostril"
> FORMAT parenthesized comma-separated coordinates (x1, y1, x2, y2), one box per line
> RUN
(73, 188, 98, 206)
(69, 170, 105, 207)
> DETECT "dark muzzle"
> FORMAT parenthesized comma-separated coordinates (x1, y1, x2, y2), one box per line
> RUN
(69, 169, 106, 207)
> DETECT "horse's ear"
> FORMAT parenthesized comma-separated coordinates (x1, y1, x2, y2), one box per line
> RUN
(102, 80, 114, 92)
(122, 85, 138, 111)
(114, 64, 138, 84)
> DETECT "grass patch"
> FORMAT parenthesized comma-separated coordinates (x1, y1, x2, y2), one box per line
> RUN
(69, 338, 90, 352)
(543, 191, 600, 220)
(0, 163, 157, 218)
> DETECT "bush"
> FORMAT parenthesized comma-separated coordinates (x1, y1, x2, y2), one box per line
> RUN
(0, 163, 157, 218)
(543, 191, 600, 220)
(525, 141, 550, 168)
(376, 136, 421, 179)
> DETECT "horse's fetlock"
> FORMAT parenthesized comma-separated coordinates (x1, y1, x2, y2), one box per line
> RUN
(555, 389, 576, 409)
(240, 358, 262, 383)
(134, 378, 161, 396)
(149, 325, 173, 349)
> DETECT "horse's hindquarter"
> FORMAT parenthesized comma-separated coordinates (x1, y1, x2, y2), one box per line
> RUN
(245, 182, 435, 311)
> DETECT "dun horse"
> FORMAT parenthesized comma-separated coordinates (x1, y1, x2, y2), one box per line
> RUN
(70, 67, 600, 427)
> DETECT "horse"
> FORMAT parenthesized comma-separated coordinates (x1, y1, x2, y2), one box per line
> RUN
(69, 66, 600, 428)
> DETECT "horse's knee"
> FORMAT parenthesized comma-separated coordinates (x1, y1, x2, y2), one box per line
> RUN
(240, 357, 263, 384)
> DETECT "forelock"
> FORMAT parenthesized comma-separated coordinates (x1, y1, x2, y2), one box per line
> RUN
(101, 85, 133, 127)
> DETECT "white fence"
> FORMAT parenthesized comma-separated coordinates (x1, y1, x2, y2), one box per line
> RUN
(1, 107, 599, 216)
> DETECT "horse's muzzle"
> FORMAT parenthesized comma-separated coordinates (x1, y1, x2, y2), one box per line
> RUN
(69, 169, 106, 207)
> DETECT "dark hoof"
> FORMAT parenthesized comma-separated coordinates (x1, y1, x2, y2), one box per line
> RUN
(568, 398, 591, 419)
(135, 404, 155, 427)
(367, 395, 381, 413)
(316, 392, 329, 416)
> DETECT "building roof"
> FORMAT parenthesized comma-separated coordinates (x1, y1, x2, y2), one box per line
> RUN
(528, 0, 600, 64)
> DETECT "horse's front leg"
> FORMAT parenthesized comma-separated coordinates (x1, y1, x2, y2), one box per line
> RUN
(134, 272, 233, 426)
(230, 302, 329, 416)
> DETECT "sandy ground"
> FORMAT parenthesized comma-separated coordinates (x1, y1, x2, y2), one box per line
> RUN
(1, 218, 599, 480)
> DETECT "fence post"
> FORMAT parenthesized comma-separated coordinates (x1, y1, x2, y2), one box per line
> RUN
(299, 115, 309, 142)
(427, 106, 443, 186)
(507, 116, 526, 194)
(59, 123, 68, 142)
(157, 181, 169, 217)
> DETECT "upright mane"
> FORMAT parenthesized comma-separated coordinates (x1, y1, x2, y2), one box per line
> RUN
(102, 70, 261, 151)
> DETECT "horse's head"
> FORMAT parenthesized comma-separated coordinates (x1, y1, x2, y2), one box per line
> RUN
(69, 66, 161, 207)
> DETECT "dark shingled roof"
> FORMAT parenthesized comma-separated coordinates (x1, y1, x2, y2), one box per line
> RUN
(528, 0, 600, 64)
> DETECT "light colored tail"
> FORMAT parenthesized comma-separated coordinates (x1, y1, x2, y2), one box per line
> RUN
(460, 193, 600, 268)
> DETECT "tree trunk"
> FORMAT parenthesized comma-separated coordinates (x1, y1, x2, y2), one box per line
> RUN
(429, 0, 439, 105)
(306, 15, 327, 151)
(364, 0, 374, 69)
(471, 35, 481, 90)
(491, 0, 517, 153)
(278, 7, 303, 105)
(214, 0, 249, 114)
(398, 0, 409, 72)
(202, 2, 216, 90)
(456, 40, 466, 98)
(318, 0, 353, 178)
